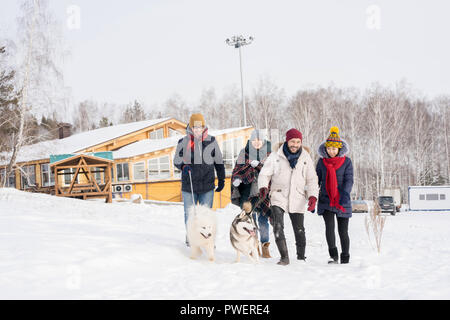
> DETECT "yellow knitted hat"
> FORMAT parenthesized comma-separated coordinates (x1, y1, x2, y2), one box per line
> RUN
(324, 126, 343, 149)
(189, 113, 205, 128)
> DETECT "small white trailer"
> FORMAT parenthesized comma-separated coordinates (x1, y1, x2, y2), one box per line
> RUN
(408, 186, 450, 211)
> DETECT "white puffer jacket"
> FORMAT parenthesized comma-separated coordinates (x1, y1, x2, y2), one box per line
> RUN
(258, 145, 319, 214)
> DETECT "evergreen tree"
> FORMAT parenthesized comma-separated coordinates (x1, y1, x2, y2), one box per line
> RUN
(120, 100, 146, 124)
(99, 116, 112, 128)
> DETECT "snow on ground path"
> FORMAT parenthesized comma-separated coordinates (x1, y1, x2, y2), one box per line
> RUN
(0, 189, 449, 299)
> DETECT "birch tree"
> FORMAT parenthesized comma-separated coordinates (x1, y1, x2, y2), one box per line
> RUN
(248, 76, 285, 142)
(433, 96, 450, 184)
(287, 89, 322, 153)
(16, 0, 70, 120)
(218, 85, 242, 129)
(196, 88, 220, 128)
(3, 0, 40, 188)
(162, 93, 190, 124)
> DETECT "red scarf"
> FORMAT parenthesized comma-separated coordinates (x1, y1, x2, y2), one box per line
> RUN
(322, 156, 346, 213)
(189, 128, 208, 151)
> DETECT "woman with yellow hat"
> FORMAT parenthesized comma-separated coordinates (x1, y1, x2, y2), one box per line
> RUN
(316, 127, 354, 264)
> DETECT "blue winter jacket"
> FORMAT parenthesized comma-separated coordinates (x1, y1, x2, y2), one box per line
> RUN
(316, 140, 354, 218)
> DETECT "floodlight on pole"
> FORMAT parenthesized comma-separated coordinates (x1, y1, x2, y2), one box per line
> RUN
(226, 35, 254, 127)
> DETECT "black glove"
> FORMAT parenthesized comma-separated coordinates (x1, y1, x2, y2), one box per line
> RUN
(182, 165, 192, 175)
(215, 179, 225, 192)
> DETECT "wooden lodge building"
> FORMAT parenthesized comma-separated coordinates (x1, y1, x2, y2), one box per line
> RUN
(0, 118, 255, 209)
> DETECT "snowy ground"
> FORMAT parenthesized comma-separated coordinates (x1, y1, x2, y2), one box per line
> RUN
(0, 188, 449, 300)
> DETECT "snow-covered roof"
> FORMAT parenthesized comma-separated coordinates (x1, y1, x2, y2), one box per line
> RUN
(209, 126, 253, 136)
(0, 118, 172, 165)
(113, 136, 180, 160)
(113, 127, 253, 160)
(0, 124, 253, 165)
(59, 117, 173, 152)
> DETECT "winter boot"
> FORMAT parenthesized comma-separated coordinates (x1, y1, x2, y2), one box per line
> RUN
(328, 247, 339, 264)
(340, 253, 350, 264)
(296, 244, 306, 261)
(275, 239, 289, 265)
(261, 242, 272, 258)
(277, 257, 290, 266)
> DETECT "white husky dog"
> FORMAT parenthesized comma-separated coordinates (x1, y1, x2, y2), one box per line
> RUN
(230, 202, 260, 263)
(186, 205, 217, 262)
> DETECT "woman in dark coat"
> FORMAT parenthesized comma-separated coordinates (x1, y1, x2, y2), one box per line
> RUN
(316, 127, 354, 264)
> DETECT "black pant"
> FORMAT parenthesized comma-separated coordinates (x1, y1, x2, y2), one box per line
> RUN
(322, 210, 350, 256)
(271, 206, 306, 257)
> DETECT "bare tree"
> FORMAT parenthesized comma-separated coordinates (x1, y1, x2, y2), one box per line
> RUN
(3, 0, 40, 188)
(433, 96, 450, 184)
(196, 88, 221, 128)
(364, 83, 402, 194)
(409, 99, 434, 185)
(218, 85, 242, 129)
(72, 99, 100, 132)
(287, 89, 322, 152)
(16, 0, 70, 120)
(162, 93, 190, 124)
(119, 100, 147, 124)
(248, 76, 285, 141)
(2, 0, 70, 187)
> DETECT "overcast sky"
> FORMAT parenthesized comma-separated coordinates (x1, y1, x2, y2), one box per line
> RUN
(1, 0, 449, 107)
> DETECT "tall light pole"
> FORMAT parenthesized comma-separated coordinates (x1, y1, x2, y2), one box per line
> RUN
(226, 35, 254, 127)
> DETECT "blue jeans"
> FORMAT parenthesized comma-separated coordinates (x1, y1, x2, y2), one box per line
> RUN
(253, 212, 270, 244)
(182, 190, 215, 227)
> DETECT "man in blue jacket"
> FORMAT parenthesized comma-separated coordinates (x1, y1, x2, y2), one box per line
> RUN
(173, 113, 225, 246)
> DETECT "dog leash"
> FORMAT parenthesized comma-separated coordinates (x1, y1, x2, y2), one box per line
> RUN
(243, 197, 265, 231)
(247, 197, 265, 216)
(188, 170, 196, 213)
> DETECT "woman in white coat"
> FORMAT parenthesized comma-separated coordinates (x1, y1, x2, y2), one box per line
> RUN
(258, 129, 319, 265)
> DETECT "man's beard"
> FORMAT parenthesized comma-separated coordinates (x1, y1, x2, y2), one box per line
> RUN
(289, 146, 300, 153)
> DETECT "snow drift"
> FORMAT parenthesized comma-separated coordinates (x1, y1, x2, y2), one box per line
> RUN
(0, 188, 449, 299)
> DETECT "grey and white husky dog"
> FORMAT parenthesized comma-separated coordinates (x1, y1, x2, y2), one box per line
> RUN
(230, 202, 260, 263)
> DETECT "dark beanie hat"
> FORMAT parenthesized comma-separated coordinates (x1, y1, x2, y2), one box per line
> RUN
(286, 128, 303, 142)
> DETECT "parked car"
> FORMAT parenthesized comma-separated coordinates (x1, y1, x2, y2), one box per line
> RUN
(352, 200, 368, 213)
(377, 196, 396, 215)
(383, 188, 402, 212)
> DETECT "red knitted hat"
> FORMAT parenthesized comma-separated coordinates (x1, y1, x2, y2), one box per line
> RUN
(286, 128, 303, 142)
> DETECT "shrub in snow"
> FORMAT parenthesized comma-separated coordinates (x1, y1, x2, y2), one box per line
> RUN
(365, 201, 386, 253)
